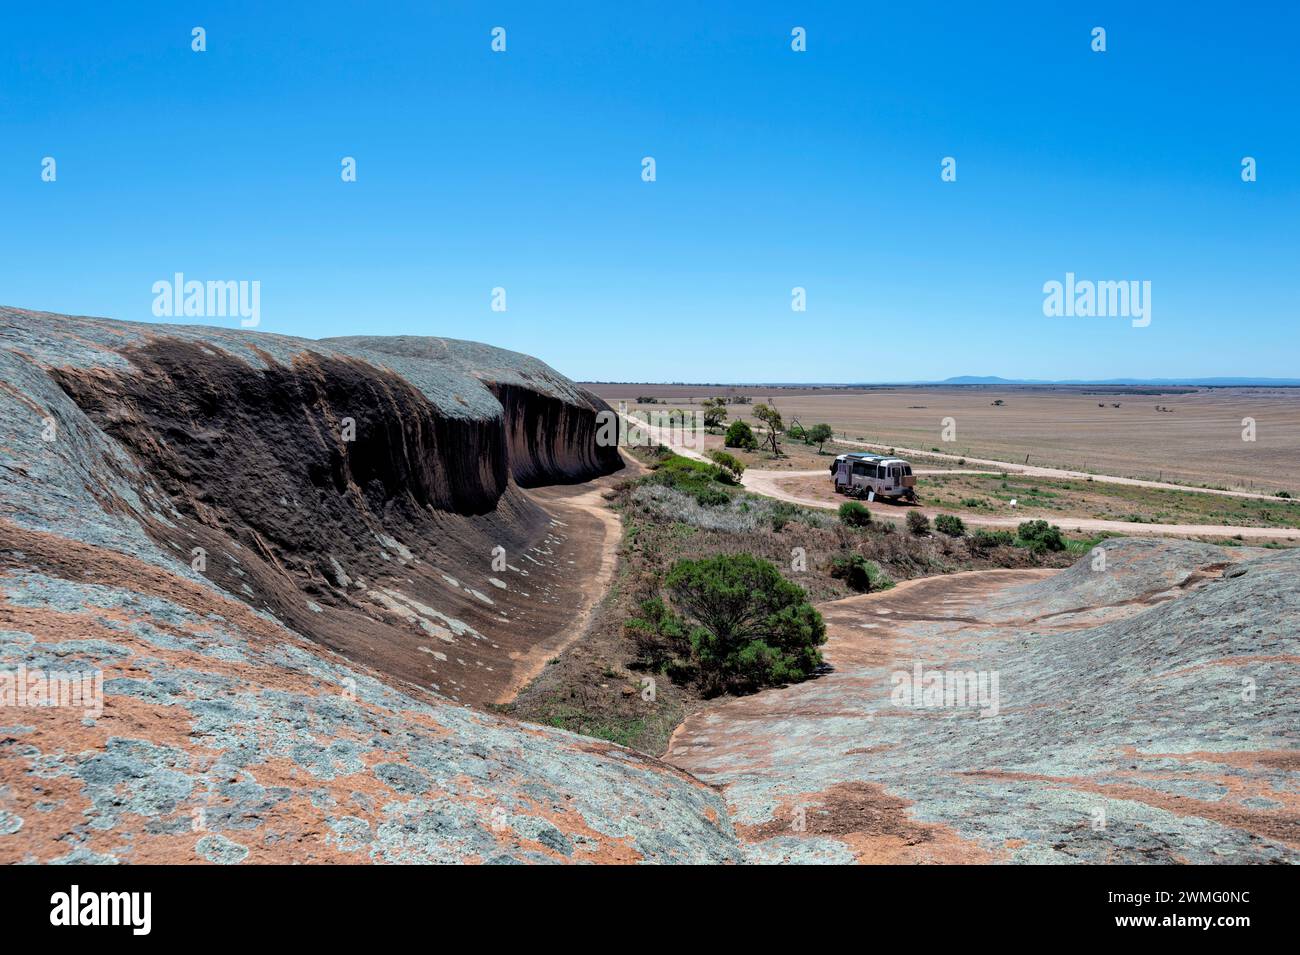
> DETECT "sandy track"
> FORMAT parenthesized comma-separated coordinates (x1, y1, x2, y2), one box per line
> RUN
(625, 414, 1300, 541)
(496, 464, 636, 704)
(744, 470, 1299, 540)
(832, 437, 1293, 503)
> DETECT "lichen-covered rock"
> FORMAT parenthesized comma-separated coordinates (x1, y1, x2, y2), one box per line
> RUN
(667, 539, 1300, 864)
(0, 307, 740, 864)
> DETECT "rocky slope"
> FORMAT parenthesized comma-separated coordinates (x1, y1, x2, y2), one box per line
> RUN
(666, 538, 1299, 863)
(0, 306, 740, 863)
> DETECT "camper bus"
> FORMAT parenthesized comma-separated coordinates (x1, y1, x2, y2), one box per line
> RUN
(830, 452, 917, 501)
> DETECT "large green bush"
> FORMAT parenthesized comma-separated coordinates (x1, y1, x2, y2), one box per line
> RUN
(724, 420, 759, 451)
(631, 554, 826, 696)
(906, 510, 930, 535)
(971, 529, 1015, 551)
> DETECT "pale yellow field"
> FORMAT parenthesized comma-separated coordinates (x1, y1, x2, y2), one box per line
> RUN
(587, 385, 1300, 494)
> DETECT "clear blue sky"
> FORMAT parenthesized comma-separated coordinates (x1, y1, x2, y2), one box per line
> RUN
(2, 1, 1296, 382)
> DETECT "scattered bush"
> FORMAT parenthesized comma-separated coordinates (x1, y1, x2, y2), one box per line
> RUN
(693, 486, 730, 507)
(701, 397, 728, 428)
(1277, 490, 1292, 499)
(644, 454, 733, 506)
(971, 529, 1015, 551)
(1017, 519, 1065, 553)
(934, 513, 966, 537)
(838, 501, 872, 527)
(724, 420, 759, 451)
(644, 554, 827, 696)
(807, 423, 834, 452)
(707, 450, 746, 483)
(906, 511, 930, 535)
(830, 554, 892, 592)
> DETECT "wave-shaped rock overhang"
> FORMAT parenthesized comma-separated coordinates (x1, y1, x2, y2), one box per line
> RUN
(2, 307, 597, 421)
(0, 306, 742, 863)
(0, 306, 626, 703)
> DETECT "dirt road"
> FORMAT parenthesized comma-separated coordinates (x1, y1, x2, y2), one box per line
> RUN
(497, 459, 642, 703)
(624, 415, 1300, 541)
(832, 436, 1292, 503)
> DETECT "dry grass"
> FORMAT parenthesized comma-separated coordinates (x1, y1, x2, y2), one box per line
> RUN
(589, 385, 1300, 493)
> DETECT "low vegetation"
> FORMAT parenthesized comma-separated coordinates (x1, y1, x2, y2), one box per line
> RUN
(507, 447, 1082, 755)
(706, 449, 746, 483)
(934, 513, 966, 537)
(724, 420, 759, 451)
(1016, 519, 1066, 553)
(838, 500, 872, 527)
(830, 553, 892, 592)
(628, 554, 827, 697)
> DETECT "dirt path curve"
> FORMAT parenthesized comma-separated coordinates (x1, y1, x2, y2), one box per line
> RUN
(495, 457, 639, 704)
(831, 436, 1291, 503)
(623, 414, 1300, 541)
(741, 469, 1299, 540)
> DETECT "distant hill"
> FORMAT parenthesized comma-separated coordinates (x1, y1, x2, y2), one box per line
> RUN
(938, 375, 1300, 387)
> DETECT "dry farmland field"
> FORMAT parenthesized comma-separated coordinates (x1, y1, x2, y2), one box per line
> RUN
(586, 384, 1300, 496)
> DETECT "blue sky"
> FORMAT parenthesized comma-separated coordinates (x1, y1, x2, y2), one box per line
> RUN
(2, 1, 1296, 382)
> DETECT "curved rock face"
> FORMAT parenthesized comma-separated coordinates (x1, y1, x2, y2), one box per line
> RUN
(0, 307, 743, 864)
(326, 334, 622, 487)
(0, 307, 626, 706)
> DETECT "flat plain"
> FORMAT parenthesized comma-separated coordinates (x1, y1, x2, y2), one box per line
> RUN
(585, 384, 1300, 494)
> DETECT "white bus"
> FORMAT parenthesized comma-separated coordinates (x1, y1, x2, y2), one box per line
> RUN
(830, 452, 917, 501)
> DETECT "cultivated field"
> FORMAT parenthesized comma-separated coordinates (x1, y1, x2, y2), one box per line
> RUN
(587, 385, 1300, 494)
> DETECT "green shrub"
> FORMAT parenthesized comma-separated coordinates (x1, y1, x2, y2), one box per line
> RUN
(830, 554, 891, 592)
(934, 513, 966, 537)
(706, 449, 746, 483)
(1017, 519, 1065, 553)
(906, 510, 930, 535)
(625, 597, 692, 676)
(661, 554, 827, 696)
(971, 529, 1014, 551)
(838, 501, 872, 527)
(693, 486, 730, 507)
(768, 501, 800, 532)
(724, 420, 759, 451)
(646, 454, 722, 495)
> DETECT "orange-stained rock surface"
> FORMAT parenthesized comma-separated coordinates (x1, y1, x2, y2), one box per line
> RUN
(0, 307, 742, 864)
(667, 540, 1300, 863)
